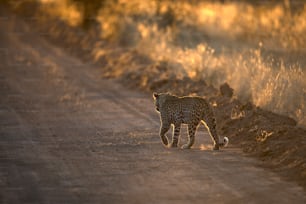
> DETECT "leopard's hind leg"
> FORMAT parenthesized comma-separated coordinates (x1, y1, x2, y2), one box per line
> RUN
(160, 122, 170, 146)
(181, 123, 197, 149)
(170, 124, 180, 147)
(202, 118, 220, 150)
(207, 125, 220, 150)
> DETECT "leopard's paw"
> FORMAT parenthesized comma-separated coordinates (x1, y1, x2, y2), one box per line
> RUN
(168, 143, 178, 148)
(181, 144, 191, 149)
(161, 136, 169, 146)
(213, 144, 220, 150)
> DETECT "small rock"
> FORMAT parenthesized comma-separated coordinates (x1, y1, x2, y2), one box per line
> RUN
(220, 83, 234, 98)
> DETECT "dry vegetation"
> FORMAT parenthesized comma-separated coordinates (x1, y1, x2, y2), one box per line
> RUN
(7, 0, 306, 189)
(25, 0, 306, 126)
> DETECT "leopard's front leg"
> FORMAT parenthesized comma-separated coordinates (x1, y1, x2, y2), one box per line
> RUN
(169, 124, 180, 148)
(159, 122, 170, 146)
(181, 123, 196, 149)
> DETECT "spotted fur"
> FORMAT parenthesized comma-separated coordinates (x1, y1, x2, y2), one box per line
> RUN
(153, 92, 229, 150)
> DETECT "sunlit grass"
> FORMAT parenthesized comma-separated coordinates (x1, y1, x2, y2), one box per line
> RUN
(39, 0, 82, 26)
(39, 0, 306, 48)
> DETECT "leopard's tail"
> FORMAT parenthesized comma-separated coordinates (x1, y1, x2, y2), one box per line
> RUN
(219, 137, 229, 147)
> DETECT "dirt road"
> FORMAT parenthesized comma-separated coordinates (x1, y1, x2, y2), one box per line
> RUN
(0, 12, 305, 204)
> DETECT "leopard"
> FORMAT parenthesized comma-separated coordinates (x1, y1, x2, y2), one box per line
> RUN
(153, 92, 229, 150)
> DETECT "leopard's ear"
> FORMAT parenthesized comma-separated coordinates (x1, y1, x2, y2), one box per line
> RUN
(153, 92, 159, 99)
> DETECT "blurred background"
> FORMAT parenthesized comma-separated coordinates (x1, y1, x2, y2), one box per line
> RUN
(5, 0, 306, 127)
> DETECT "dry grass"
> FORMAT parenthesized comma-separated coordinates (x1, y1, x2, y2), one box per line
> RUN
(29, 0, 306, 127)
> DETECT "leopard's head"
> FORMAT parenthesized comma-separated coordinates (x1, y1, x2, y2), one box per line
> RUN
(153, 92, 170, 112)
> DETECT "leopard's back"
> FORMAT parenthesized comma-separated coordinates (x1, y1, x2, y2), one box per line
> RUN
(160, 95, 213, 125)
